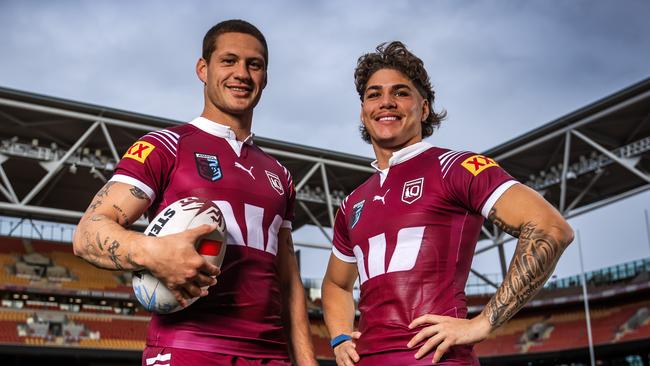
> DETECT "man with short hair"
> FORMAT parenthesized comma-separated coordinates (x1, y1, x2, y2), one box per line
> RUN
(73, 19, 317, 366)
(321, 41, 574, 365)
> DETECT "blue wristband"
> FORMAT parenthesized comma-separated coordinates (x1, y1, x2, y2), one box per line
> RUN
(330, 334, 352, 348)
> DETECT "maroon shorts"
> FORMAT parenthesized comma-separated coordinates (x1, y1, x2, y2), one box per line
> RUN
(142, 346, 291, 366)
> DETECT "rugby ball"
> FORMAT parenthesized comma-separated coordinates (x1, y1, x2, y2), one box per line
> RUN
(132, 197, 227, 314)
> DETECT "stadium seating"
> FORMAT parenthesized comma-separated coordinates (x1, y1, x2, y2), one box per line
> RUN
(1, 234, 649, 362)
(0, 236, 130, 293)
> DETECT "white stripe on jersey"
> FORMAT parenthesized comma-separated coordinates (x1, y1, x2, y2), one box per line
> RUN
(442, 152, 471, 179)
(438, 150, 461, 166)
(439, 150, 470, 179)
(160, 129, 180, 139)
(340, 196, 349, 211)
(145, 134, 176, 157)
(276, 161, 293, 188)
(439, 150, 465, 170)
(148, 130, 178, 146)
(147, 131, 178, 155)
(146, 352, 171, 365)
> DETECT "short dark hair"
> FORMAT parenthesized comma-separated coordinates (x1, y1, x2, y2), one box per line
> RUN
(354, 41, 446, 143)
(202, 19, 268, 66)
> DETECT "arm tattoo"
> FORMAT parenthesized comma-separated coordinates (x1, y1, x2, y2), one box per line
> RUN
(107, 239, 124, 270)
(90, 215, 103, 222)
(483, 211, 567, 329)
(95, 233, 106, 251)
(83, 229, 128, 270)
(112, 204, 130, 226)
(82, 230, 104, 269)
(488, 208, 521, 237)
(129, 186, 149, 200)
(89, 199, 102, 212)
(96, 181, 115, 198)
(88, 182, 115, 212)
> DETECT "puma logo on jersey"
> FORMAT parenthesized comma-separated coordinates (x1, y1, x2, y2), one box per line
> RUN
(234, 162, 255, 179)
(372, 189, 390, 205)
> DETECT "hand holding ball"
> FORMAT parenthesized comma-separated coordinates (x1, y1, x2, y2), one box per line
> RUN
(132, 197, 227, 314)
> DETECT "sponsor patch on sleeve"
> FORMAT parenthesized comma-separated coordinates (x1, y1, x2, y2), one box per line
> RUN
(123, 141, 155, 163)
(461, 155, 499, 176)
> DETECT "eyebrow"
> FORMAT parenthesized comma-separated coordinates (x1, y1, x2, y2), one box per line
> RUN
(365, 83, 412, 92)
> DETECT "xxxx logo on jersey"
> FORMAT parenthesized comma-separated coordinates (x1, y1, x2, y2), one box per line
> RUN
(461, 155, 499, 176)
(123, 141, 155, 163)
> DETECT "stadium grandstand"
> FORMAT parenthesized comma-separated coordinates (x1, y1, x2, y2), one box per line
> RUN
(0, 76, 648, 366)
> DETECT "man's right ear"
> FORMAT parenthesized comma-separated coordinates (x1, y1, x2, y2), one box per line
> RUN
(196, 58, 208, 84)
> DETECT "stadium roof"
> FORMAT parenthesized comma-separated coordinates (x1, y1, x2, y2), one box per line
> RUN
(0, 86, 374, 238)
(471, 77, 650, 281)
(483, 77, 650, 219)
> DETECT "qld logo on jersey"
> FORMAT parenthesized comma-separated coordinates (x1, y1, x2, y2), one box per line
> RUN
(401, 177, 424, 204)
(123, 140, 155, 163)
(350, 200, 365, 228)
(195, 153, 222, 182)
(265, 170, 284, 195)
(461, 155, 499, 176)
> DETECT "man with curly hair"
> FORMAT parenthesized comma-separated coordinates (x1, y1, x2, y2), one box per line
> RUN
(321, 41, 573, 365)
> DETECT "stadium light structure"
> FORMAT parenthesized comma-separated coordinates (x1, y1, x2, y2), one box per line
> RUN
(577, 231, 596, 366)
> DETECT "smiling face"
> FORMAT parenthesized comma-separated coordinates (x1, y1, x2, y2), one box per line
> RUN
(196, 32, 267, 122)
(361, 68, 429, 150)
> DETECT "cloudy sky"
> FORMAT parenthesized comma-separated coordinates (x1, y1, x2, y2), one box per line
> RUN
(1, 0, 649, 283)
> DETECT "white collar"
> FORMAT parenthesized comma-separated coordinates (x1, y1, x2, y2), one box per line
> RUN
(370, 141, 434, 171)
(189, 117, 254, 157)
(370, 141, 434, 187)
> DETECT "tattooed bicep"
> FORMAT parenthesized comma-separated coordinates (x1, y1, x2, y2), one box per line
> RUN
(129, 186, 149, 201)
(487, 207, 522, 237)
(87, 182, 116, 212)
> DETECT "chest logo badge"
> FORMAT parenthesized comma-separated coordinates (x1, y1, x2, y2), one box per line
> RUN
(195, 153, 222, 182)
(350, 200, 365, 229)
(401, 177, 424, 204)
(372, 189, 390, 205)
(265, 170, 284, 195)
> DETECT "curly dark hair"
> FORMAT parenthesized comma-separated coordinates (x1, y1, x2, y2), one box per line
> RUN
(354, 41, 446, 143)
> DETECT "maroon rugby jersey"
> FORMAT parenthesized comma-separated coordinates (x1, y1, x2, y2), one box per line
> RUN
(332, 142, 517, 365)
(111, 117, 295, 358)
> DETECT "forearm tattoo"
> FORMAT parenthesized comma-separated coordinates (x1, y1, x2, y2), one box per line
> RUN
(106, 239, 123, 270)
(80, 227, 135, 271)
(484, 210, 567, 329)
